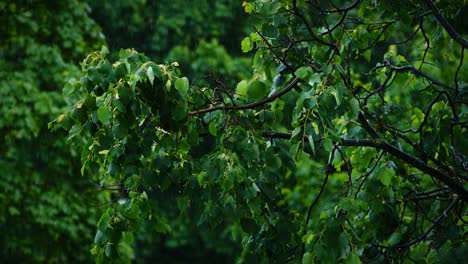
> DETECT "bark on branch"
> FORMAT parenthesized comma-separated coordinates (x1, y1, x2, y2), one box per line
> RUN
(262, 131, 468, 201)
(385, 60, 455, 90)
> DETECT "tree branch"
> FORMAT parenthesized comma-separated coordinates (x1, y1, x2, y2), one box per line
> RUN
(421, 0, 468, 49)
(302, 143, 338, 257)
(305, 144, 336, 225)
(385, 60, 455, 90)
(262, 131, 468, 201)
(189, 77, 300, 116)
(373, 196, 460, 248)
(358, 112, 381, 139)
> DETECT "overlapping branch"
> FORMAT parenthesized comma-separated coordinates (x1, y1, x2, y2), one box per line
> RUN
(262, 131, 468, 201)
(373, 196, 460, 249)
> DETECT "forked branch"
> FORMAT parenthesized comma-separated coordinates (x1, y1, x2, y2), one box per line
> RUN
(189, 77, 300, 116)
(262, 131, 468, 201)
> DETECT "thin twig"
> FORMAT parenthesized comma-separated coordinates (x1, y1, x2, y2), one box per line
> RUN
(301, 143, 338, 256)
(261, 131, 468, 201)
(355, 151, 384, 198)
(373, 196, 460, 248)
(454, 47, 464, 91)
(385, 60, 455, 91)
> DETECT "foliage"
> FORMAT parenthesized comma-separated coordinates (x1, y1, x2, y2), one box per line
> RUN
(52, 0, 468, 263)
(55, 0, 468, 262)
(0, 0, 106, 262)
(167, 39, 252, 88)
(1, 0, 254, 262)
(86, 0, 249, 59)
(87, 0, 253, 102)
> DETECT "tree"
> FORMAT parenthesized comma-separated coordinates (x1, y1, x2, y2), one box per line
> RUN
(53, 0, 467, 262)
(0, 1, 107, 261)
(86, 0, 249, 59)
(86, 0, 253, 89)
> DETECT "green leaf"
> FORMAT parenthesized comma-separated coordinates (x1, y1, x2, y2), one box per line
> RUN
(303, 232, 314, 244)
(236, 80, 248, 97)
(291, 127, 302, 140)
(379, 167, 394, 186)
(175, 77, 189, 94)
(241, 37, 253, 53)
(147, 66, 155, 85)
(208, 121, 217, 136)
(302, 252, 314, 264)
(112, 99, 125, 112)
(252, 182, 261, 192)
(197, 171, 206, 187)
(63, 80, 75, 97)
(177, 196, 190, 213)
(84, 95, 97, 110)
(97, 107, 112, 125)
(410, 243, 428, 261)
(80, 160, 87, 176)
(349, 98, 360, 119)
(295, 66, 312, 80)
(247, 80, 267, 100)
(122, 232, 134, 245)
(312, 122, 319, 135)
(100, 45, 109, 57)
(121, 199, 134, 211)
(8, 206, 20, 216)
(155, 217, 171, 233)
(388, 231, 401, 245)
(90, 245, 99, 255)
(346, 252, 362, 264)
(329, 87, 341, 106)
(307, 135, 315, 155)
(323, 138, 333, 152)
(308, 73, 321, 86)
(165, 79, 171, 91)
(107, 161, 120, 177)
(94, 230, 106, 245)
(105, 243, 112, 257)
(243, 1, 255, 14)
(99, 149, 109, 155)
(362, 50, 371, 62)
(124, 174, 140, 190)
(97, 212, 111, 232)
(117, 84, 133, 105)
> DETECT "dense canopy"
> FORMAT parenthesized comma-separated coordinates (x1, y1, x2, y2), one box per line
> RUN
(2, 0, 467, 263)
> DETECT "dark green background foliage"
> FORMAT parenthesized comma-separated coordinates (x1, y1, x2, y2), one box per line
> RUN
(86, 0, 252, 87)
(86, 0, 248, 58)
(0, 0, 106, 262)
(2, 0, 467, 263)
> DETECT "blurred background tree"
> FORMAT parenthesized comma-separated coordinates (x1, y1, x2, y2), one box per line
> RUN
(0, 0, 105, 262)
(3, 0, 466, 263)
(0, 0, 251, 262)
(87, 0, 252, 87)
